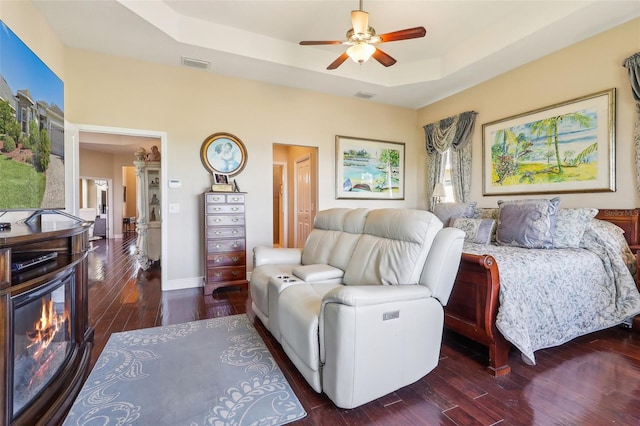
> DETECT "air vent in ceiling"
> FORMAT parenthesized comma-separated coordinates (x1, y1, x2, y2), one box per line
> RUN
(355, 91, 376, 99)
(182, 57, 210, 70)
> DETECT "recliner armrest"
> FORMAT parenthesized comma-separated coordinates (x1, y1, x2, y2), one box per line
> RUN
(253, 246, 302, 267)
(321, 285, 432, 308)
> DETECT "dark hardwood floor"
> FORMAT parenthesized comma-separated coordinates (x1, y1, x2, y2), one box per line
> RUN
(85, 236, 640, 425)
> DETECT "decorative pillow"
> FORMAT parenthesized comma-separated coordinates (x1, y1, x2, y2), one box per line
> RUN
(451, 218, 495, 244)
(496, 197, 561, 249)
(473, 208, 500, 241)
(433, 202, 477, 227)
(554, 208, 598, 248)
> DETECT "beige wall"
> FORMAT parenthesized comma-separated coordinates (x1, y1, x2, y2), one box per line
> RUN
(62, 47, 418, 288)
(78, 148, 131, 237)
(418, 18, 640, 209)
(4, 1, 638, 291)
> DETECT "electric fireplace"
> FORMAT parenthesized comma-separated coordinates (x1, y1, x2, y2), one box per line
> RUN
(1, 219, 93, 425)
(13, 272, 73, 418)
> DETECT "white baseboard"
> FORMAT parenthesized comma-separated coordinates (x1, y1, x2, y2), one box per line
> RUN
(162, 273, 251, 292)
(162, 276, 203, 291)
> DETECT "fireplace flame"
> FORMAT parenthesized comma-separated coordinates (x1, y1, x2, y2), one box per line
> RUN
(27, 299, 68, 355)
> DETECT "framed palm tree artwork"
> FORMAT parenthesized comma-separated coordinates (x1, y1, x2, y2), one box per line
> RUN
(482, 88, 615, 196)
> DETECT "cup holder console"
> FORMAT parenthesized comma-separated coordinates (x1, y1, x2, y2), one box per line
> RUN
(276, 274, 297, 283)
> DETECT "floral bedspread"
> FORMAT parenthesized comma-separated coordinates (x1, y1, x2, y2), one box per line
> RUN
(463, 224, 640, 364)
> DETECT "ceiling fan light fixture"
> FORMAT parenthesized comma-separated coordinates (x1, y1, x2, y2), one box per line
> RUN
(351, 10, 369, 35)
(347, 43, 376, 64)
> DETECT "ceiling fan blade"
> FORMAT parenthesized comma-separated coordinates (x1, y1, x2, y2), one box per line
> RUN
(372, 48, 397, 67)
(377, 27, 426, 43)
(327, 52, 350, 70)
(351, 10, 369, 34)
(299, 40, 343, 45)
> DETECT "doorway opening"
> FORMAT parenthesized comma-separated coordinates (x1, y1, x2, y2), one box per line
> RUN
(273, 144, 318, 248)
(78, 177, 111, 239)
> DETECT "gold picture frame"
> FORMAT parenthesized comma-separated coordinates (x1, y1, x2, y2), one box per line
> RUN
(335, 135, 405, 200)
(200, 132, 248, 177)
(482, 88, 615, 196)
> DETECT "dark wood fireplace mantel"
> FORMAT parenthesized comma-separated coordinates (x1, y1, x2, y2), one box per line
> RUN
(0, 219, 94, 425)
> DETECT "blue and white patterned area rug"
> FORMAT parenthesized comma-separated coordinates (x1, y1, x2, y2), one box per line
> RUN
(63, 314, 306, 425)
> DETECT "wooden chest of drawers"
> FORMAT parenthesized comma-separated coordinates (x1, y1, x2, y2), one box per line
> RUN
(203, 192, 247, 294)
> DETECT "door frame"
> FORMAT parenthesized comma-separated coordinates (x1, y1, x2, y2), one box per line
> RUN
(293, 154, 312, 248)
(273, 162, 288, 248)
(73, 123, 168, 287)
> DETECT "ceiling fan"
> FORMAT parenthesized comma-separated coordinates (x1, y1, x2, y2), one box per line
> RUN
(299, 0, 426, 70)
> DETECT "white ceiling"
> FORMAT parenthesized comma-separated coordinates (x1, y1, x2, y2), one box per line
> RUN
(78, 131, 160, 155)
(32, 0, 639, 151)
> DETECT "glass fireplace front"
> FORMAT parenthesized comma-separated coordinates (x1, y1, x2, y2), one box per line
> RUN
(12, 271, 74, 417)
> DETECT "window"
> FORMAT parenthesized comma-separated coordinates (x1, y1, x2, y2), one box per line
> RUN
(440, 149, 454, 203)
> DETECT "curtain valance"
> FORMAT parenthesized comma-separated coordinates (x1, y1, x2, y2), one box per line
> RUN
(424, 110, 477, 154)
(623, 52, 640, 102)
(423, 111, 477, 207)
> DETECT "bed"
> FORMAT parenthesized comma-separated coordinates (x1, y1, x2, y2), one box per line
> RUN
(443, 207, 640, 376)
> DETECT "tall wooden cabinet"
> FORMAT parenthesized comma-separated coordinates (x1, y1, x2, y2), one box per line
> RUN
(203, 192, 247, 295)
(134, 159, 161, 270)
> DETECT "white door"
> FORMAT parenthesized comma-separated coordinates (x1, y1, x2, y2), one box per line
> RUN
(295, 156, 312, 248)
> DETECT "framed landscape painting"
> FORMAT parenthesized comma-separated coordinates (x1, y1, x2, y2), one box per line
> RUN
(335, 135, 405, 200)
(482, 89, 615, 196)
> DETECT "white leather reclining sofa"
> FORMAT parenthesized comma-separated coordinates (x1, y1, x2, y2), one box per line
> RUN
(250, 207, 465, 409)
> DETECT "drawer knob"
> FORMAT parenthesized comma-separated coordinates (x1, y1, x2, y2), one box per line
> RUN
(232, 197, 240, 201)
(214, 257, 222, 263)
(213, 197, 221, 201)
(232, 230, 238, 234)
(231, 256, 239, 262)
(215, 231, 222, 235)
(232, 218, 239, 222)
(232, 242, 239, 248)
(215, 244, 222, 248)
(231, 271, 239, 277)
(214, 272, 221, 278)
(214, 218, 221, 223)
(232, 207, 238, 211)
(214, 207, 221, 211)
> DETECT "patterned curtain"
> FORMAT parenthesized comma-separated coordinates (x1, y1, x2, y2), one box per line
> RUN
(424, 111, 477, 209)
(623, 52, 640, 194)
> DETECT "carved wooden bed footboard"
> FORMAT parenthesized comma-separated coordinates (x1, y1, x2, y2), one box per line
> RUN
(444, 208, 640, 377)
(445, 253, 512, 376)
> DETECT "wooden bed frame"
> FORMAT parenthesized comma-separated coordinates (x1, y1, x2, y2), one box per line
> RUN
(444, 208, 640, 376)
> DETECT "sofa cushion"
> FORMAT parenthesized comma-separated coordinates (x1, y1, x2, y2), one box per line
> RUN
(293, 264, 344, 282)
(301, 208, 369, 266)
(343, 209, 442, 286)
(301, 229, 342, 265)
(328, 209, 369, 270)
